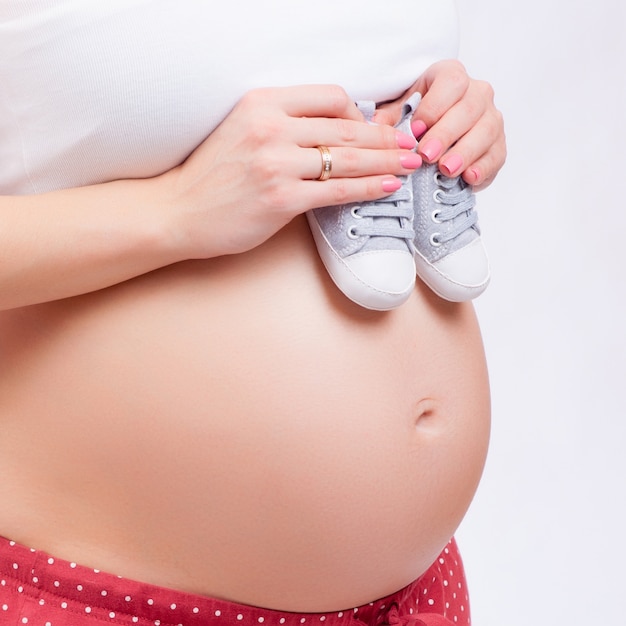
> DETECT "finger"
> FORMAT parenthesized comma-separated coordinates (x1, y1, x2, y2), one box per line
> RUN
(460, 132, 507, 191)
(436, 108, 504, 177)
(291, 115, 416, 151)
(416, 89, 491, 165)
(410, 60, 471, 129)
(300, 175, 403, 211)
(463, 164, 497, 192)
(268, 84, 367, 121)
(301, 146, 422, 181)
(370, 97, 407, 126)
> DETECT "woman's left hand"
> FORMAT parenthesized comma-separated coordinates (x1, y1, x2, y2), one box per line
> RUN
(373, 59, 506, 191)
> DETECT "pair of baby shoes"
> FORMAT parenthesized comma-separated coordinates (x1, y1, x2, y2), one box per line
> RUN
(306, 94, 489, 310)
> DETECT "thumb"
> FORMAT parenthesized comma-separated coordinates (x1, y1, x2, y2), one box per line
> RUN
(371, 100, 403, 126)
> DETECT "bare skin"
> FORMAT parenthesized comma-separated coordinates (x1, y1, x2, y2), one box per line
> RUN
(375, 60, 506, 190)
(0, 64, 502, 611)
(0, 215, 490, 611)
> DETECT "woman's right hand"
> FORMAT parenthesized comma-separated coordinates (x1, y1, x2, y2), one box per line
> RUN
(0, 85, 418, 310)
(162, 84, 420, 259)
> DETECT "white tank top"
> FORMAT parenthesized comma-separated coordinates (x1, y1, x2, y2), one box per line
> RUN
(0, 0, 459, 194)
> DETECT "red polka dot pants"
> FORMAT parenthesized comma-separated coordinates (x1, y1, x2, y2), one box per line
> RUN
(0, 535, 471, 626)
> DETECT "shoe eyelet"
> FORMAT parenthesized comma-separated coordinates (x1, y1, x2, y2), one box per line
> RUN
(431, 209, 442, 224)
(350, 206, 363, 219)
(430, 233, 442, 247)
(433, 189, 444, 203)
(433, 171, 444, 185)
(347, 225, 359, 239)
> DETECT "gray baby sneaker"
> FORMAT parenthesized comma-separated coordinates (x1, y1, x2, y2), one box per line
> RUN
(306, 94, 419, 311)
(412, 164, 490, 301)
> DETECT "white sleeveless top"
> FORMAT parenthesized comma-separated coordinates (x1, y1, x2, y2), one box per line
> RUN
(0, 0, 459, 194)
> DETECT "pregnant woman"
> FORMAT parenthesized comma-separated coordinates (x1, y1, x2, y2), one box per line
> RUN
(0, 1, 505, 624)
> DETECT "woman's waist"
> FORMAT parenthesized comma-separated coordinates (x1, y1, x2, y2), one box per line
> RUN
(0, 222, 490, 609)
(0, 533, 469, 619)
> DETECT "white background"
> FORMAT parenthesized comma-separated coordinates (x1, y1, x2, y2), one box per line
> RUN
(454, 1, 626, 625)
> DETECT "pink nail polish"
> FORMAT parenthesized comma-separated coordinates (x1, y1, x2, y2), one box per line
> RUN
(396, 131, 416, 149)
(399, 153, 422, 169)
(382, 178, 401, 192)
(419, 138, 443, 162)
(411, 120, 427, 138)
(440, 154, 464, 177)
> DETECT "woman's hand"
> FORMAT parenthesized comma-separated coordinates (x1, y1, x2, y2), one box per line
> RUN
(373, 60, 506, 191)
(0, 84, 422, 310)
(164, 84, 420, 259)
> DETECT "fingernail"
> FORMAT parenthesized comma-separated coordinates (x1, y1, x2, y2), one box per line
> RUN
(411, 119, 427, 138)
(382, 177, 402, 192)
(419, 138, 443, 162)
(399, 153, 422, 169)
(440, 154, 464, 177)
(469, 167, 481, 184)
(396, 131, 416, 149)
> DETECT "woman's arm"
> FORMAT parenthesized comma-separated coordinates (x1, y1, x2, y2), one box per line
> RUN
(0, 85, 419, 311)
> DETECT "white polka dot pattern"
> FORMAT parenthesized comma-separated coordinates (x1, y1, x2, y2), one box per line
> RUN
(0, 536, 470, 626)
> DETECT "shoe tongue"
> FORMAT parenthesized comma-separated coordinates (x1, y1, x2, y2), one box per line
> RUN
(353, 96, 418, 254)
(358, 100, 376, 122)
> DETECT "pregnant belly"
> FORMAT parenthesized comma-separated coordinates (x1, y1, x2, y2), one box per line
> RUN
(0, 217, 490, 611)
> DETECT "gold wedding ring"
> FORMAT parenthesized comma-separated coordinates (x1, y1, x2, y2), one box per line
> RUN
(316, 145, 332, 181)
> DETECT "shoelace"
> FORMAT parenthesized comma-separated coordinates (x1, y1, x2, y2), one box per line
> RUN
(349, 186, 415, 240)
(430, 174, 477, 246)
